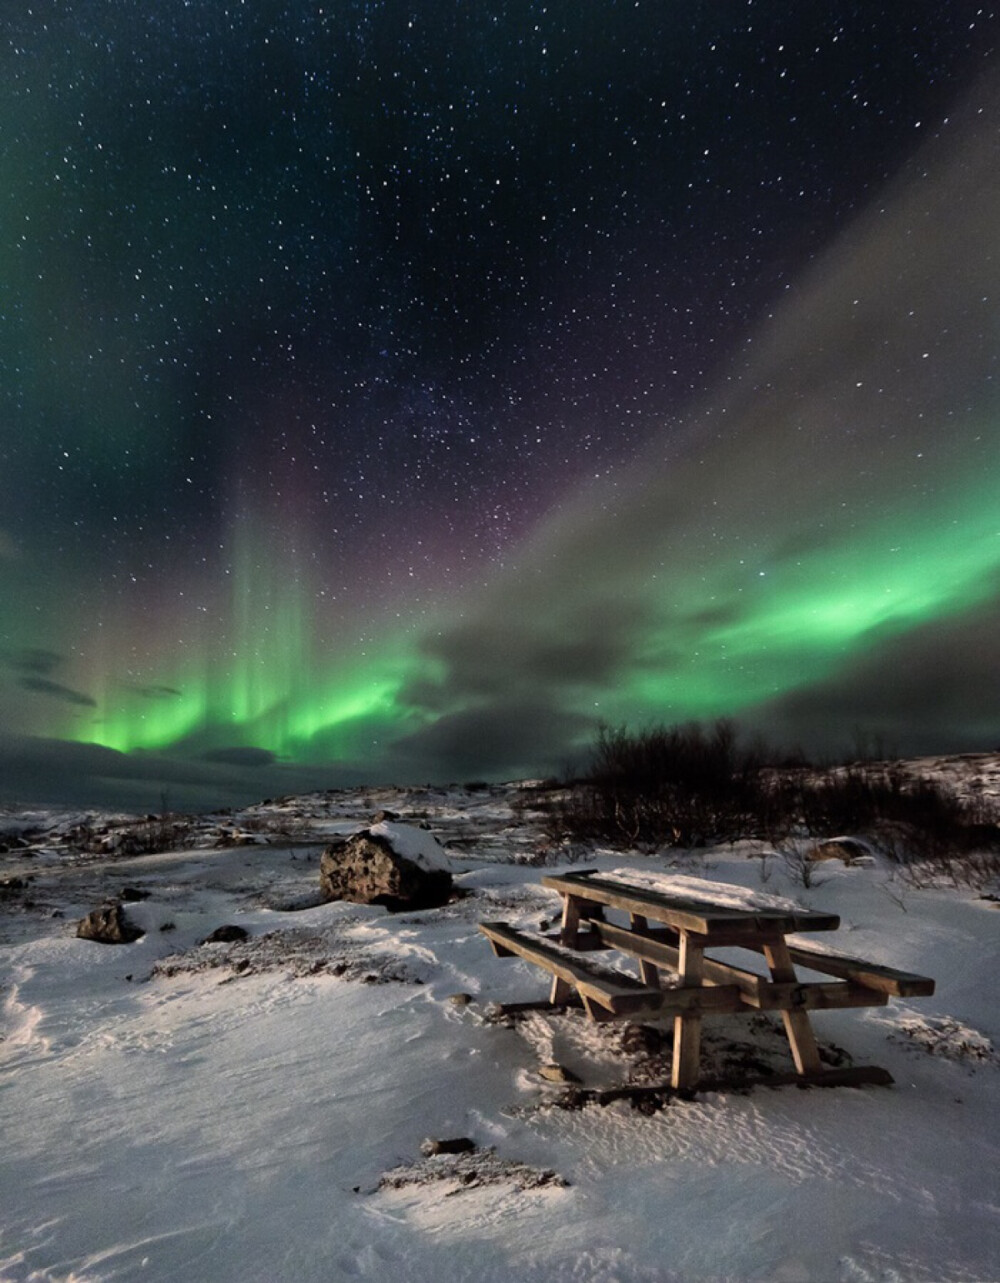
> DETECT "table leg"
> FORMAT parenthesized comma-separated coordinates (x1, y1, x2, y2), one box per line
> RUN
(763, 937, 823, 1075)
(671, 933, 704, 1089)
(630, 913, 660, 988)
(550, 895, 582, 1004)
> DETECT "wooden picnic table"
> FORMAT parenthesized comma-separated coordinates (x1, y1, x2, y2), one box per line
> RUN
(480, 868, 935, 1091)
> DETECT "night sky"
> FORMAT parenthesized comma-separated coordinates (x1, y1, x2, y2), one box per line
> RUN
(2, 3, 999, 809)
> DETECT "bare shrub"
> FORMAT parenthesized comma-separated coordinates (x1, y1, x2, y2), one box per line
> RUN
(548, 722, 1000, 880)
(548, 720, 773, 848)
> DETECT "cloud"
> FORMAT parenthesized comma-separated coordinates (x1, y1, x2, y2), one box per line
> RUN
(754, 598, 1000, 757)
(129, 683, 184, 701)
(4, 649, 64, 676)
(3, 650, 97, 709)
(18, 676, 98, 708)
(0, 734, 341, 812)
(385, 699, 591, 781)
(389, 76, 1000, 772)
(200, 746, 277, 768)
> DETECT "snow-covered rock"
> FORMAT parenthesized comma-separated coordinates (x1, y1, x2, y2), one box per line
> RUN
(367, 820, 452, 872)
(319, 822, 453, 910)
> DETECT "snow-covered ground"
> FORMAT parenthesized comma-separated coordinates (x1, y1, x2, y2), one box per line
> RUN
(2, 770, 999, 1282)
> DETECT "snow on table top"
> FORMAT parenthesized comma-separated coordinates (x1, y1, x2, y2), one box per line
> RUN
(368, 820, 452, 872)
(600, 868, 807, 914)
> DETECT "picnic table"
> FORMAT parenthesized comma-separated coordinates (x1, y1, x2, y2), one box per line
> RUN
(480, 868, 935, 1091)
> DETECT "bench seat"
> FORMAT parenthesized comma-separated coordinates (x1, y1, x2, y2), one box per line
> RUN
(479, 921, 743, 1019)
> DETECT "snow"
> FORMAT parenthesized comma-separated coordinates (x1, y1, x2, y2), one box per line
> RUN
(368, 820, 453, 872)
(2, 774, 1000, 1281)
(600, 868, 806, 913)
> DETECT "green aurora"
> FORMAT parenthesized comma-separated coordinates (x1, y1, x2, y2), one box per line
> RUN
(3, 10, 999, 806)
(54, 443, 997, 765)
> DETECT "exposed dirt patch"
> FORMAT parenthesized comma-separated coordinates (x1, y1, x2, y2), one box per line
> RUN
(489, 1006, 853, 1110)
(375, 1146, 567, 1194)
(151, 924, 427, 985)
(890, 1015, 999, 1067)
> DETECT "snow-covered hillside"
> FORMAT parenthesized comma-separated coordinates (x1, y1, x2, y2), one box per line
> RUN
(2, 770, 999, 1282)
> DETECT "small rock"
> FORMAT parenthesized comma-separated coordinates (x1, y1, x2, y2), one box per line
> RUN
(448, 992, 474, 1007)
(77, 903, 144, 945)
(371, 809, 398, 824)
(420, 1137, 477, 1157)
(201, 924, 249, 944)
(538, 1063, 581, 1084)
(807, 837, 873, 865)
(120, 886, 150, 902)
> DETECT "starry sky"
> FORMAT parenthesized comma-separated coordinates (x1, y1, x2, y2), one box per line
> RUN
(2, 2, 999, 809)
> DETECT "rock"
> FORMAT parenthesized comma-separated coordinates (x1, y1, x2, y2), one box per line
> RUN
(319, 826, 452, 911)
(201, 924, 249, 944)
(371, 809, 398, 824)
(76, 903, 144, 945)
(448, 992, 474, 1007)
(0, 876, 27, 900)
(807, 837, 873, 865)
(420, 1137, 477, 1157)
(538, 1062, 581, 1084)
(119, 886, 149, 902)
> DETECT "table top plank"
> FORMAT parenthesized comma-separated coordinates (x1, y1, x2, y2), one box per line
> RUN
(542, 870, 840, 937)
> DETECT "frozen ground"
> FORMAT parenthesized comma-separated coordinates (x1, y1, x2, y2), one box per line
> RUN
(2, 766, 999, 1282)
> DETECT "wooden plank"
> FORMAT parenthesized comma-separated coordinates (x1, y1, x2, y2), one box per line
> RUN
(764, 937, 823, 1075)
(578, 922, 889, 1013)
(479, 922, 663, 1016)
(589, 920, 766, 997)
(740, 981, 889, 1012)
(542, 871, 840, 938)
(551, 894, 583, 1004)
(672, 933, 705, 1090)
(630, 913, 661, 988)
(481, 922, 745, 1018)
(782, 942, 935, 997)
(559, 1065, 895, 1106)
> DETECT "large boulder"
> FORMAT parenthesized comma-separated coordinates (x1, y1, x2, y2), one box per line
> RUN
(319, 821, 453, 911)
(76, 902, 144, 944)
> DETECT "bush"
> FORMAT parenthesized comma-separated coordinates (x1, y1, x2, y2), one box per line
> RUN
(549, 721, 1000, 870)
(549, 720, 773, 847)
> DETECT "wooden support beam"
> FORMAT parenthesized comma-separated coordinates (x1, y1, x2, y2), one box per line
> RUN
(551, 895, 583, 1003)
(630, 913, 661, 988)
(590, 920, 761, 994)
(741, 981, 889, 1012)
(575, 921, 889, 1013)
(558, 1065, 896, 1107)
(763, 936, 823, 1075)
(671, 933, 705, 1090)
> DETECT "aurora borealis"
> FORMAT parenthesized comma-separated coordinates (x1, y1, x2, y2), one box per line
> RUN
(2, 4, 999, 808)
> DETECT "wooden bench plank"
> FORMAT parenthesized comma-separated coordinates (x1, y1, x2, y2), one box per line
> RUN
(480, 922, 745, 1018)
(480, 921, 663, 1015)
(754, 939, 935, 997)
